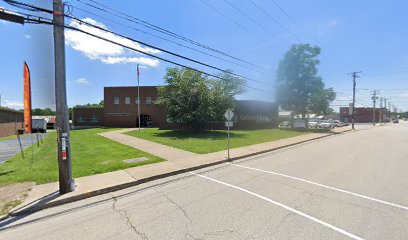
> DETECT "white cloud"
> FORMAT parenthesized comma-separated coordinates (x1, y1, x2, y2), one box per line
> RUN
(3, 100, 24, 109)
(24, 34, 31, 39)
(101, 56, 159, 67)
(327, 19, 340, 28)
(65, 18, 160, 68)
(75, 78, 90, 85)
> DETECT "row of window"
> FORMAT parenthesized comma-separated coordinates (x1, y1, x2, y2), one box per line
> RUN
(77, 115, 100, 123)
(113, 96, 152, 105)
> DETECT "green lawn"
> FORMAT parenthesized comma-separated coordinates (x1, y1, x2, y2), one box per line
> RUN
(125, 128, 307, 154)
(0, 128, 164, 186)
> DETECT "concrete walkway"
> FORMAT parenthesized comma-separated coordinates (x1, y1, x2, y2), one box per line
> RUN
(5, 127, 352, 217)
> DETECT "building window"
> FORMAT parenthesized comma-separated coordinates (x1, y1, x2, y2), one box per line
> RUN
(135, 97, 140, 104)
(146, 96, 152, 105)
(90, 115, 99, 123)
(113, 96, 120, 105)
(125, 96, 130, 105)
(77, 115, 85, 123)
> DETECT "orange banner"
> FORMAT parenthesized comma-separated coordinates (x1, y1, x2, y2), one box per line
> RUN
(23, 62, 32, 133)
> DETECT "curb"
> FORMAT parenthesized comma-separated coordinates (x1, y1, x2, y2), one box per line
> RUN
(3, 129, 352, 219)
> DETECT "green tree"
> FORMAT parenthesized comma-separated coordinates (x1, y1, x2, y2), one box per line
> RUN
(156, 67, 245, 130)
(276, 44, 336, 122)
(32, 108, 55, 116)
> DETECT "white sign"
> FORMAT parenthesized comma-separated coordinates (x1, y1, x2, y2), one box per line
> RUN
(225, 121, 233, 127)
(224, 108, 234, 121)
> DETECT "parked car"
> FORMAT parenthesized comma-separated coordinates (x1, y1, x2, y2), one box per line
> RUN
(308, 119, 322, 128)
(279, 121, 291, 128)
(333, 120, 343, 127)
(392, 118, 399, 123)
(320, 119, 335, 129)
(342, 122, 349, 126)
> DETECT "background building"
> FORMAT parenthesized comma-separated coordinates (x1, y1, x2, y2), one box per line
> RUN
(340, 107, 388, 123)
(73, 86, 278, 129)
(0, 107, 23, 137)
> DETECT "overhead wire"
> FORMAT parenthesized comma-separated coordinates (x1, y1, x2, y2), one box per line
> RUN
(65, 15, 269, 87)
(69, 4, 258, 72)
(270, 0, 320, 44)
(74, 0, 266, 70)
(198, 0, 264, 41)
(3, 0, 272, 90)
(248, 0, 299, 40)
(222, 0, 279, 39)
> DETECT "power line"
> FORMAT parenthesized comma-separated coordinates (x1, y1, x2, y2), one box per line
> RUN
(270, 0, 320, 44)
(70, 5, 257, 72)
(199, 0, 264, 41)
(248, 0, 298, 39)
(75, 0, 265, 70)
(3, 0, 270, 88)
(223, 0, 278, 38)
(66, 15, 268, 86)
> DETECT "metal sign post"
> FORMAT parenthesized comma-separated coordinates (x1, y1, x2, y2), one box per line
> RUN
(224, 109, 234, 160)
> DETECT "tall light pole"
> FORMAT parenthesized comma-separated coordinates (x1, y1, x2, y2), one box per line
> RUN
(53, 0, 74, 194)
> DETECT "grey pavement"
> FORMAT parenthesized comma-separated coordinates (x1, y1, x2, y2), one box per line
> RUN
(0, 133, 47, 164)
(0, 123, 407, 239)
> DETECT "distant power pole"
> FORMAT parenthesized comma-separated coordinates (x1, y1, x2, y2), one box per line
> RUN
(348, 71, 361, 130)
(383, 98, 387, 122)
(371, 90, 379, 126)
(388, 102, 392, 121)
(379, 97, 383, 124)
(53, 0, 74, 194)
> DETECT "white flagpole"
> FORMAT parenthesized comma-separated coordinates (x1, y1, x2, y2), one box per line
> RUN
(137, 64, 141, 131)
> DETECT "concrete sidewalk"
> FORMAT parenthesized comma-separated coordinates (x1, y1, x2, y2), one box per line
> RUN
(4, 127, 351, 217)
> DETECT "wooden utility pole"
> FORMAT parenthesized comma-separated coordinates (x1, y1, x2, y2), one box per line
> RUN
(371, 90, 379, 126)
(348, 71, 361, 130)
(53, 0, 74, 194)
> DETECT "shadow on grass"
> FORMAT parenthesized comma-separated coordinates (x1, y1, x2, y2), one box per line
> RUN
(151, 130, 247, 140)
(0, 171, 16, 177)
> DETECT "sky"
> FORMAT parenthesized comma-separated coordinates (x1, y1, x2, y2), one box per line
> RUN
(1, 0, 408, 112)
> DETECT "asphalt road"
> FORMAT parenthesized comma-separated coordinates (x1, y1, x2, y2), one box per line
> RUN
(0, 123, 407, 239)
(0, 133, 47, 164)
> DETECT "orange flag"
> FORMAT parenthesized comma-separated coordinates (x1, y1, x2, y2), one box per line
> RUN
(23, 62, 32, 133)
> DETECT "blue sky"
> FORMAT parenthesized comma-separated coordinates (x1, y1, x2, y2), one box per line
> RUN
(1, 0, 408, 112)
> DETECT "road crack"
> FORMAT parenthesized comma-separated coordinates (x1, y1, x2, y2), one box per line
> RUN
(112, 196, 150, 240)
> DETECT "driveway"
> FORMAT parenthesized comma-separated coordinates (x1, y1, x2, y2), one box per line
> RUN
(0, 133, 47, 164)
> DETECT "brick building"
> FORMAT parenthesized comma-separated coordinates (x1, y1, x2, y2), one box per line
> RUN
(0, 107, 24, 137)
(339, 107, 388, 123)
(72, 108, 104, 127)
(73, 86, 278, 129)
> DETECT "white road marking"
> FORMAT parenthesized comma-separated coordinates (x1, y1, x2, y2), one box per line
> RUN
(230, 163, 408, 211)
(191, 172, 365, 240)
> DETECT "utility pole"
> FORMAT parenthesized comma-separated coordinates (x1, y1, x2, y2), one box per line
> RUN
(348, 71, 361, 130)
(379, 97, 383, 125)
(53, 0, 74, 194)
(388, 102, 392, 122)
(371, 90, 379, 126)
(383, 98, 387, 123)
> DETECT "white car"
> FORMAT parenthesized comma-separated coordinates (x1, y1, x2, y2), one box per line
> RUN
(320, 120, 335, 129)
(333, 120, 343, 127)
(308, 119, 322, 128)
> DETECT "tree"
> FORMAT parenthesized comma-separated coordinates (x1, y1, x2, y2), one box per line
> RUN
(156, 67, 245, 130)
(276, 44, 336, 122)
(32, 108, 56, 116)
